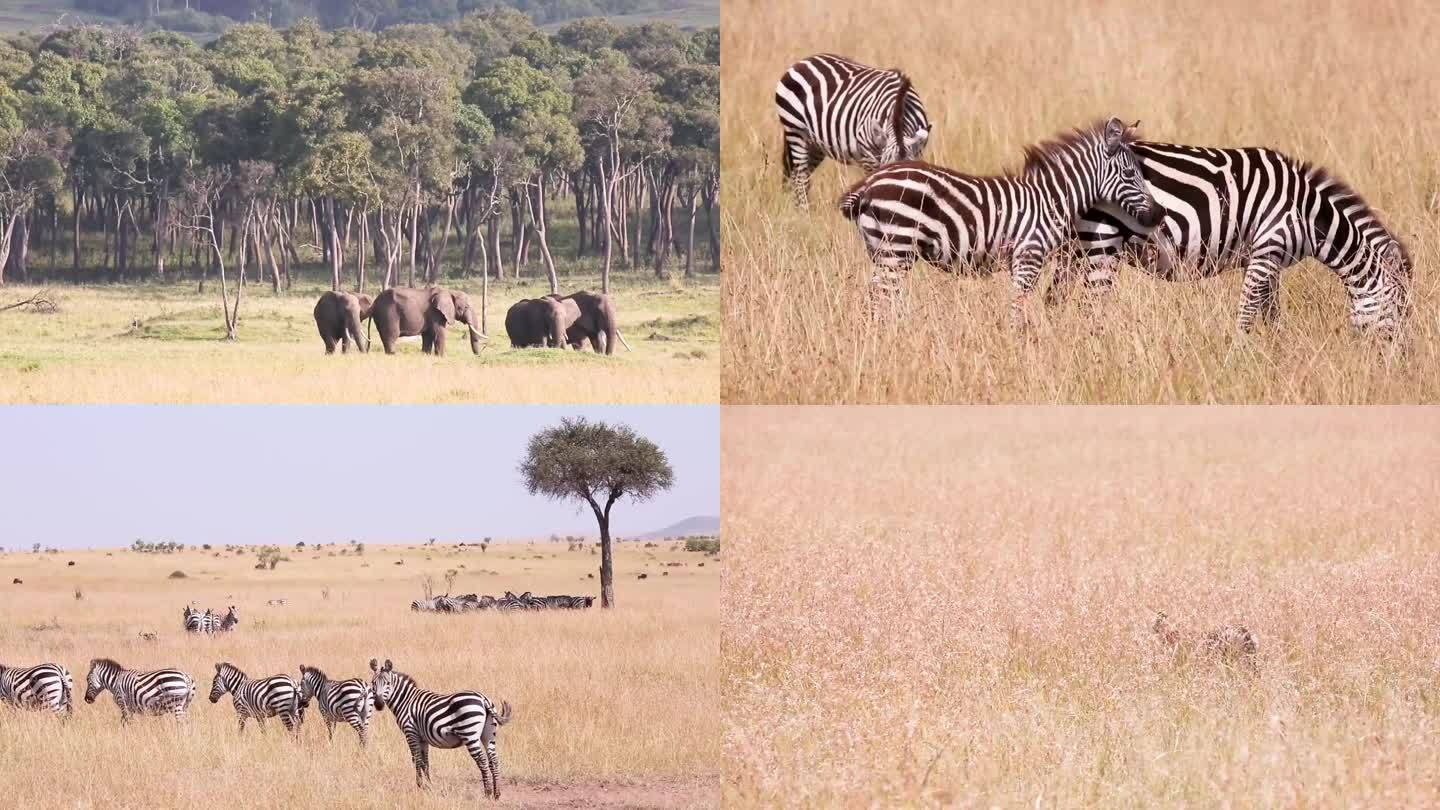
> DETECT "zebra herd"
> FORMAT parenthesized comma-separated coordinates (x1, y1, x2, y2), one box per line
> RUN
(0, 656, 512, 799)
(412, 591, 595, 613)
(778, 53, 1414, 335)
(183, 604, 239, 634)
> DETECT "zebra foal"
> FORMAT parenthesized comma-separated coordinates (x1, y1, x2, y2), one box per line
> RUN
(370, 658, 512, 799)
(84, 658, 195, 721)
(840, 117, 1161, 318)
(0, 661, 73, 716)
(776, 53, 931, 209)
(297, 665, 374, 745)
(208, 662, 302, 733)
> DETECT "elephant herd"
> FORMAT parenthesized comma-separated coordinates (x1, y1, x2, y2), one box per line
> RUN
(312, 286, 626, 357)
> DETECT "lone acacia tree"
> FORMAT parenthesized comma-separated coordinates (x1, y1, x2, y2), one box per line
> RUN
(519, 418, 674, 609)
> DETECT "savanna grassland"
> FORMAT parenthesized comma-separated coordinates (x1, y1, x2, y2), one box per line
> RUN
(0, 539, 719, 808)
(723, 407, 1440, 807)
(721, 0, 1440, 404)
(0, 272, 719, 403)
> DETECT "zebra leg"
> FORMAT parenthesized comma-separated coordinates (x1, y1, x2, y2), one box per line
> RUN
(1259, 271, 1282, 324)
(1236, 258, 1282, 332)
(326, 718, 336, 741)
(485, 720, 502, 800)
(1009, 248, 1047, 329)
(464, 735, 496, 799)
(404, 731, 430, 788)
(789, 146, 822, 210)
(352, 719, 367, 747)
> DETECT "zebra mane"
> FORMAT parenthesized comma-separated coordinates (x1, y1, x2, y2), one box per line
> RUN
(1021, 120, 1137, 174)
(91, 657, 122, 670)
(891, 71, 912, 150)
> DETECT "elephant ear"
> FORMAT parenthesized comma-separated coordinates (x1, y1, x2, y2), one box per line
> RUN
(429, 289, 455, 326)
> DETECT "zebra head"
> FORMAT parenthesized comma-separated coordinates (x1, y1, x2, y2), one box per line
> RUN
(1350, 238, 1413, 336)
(209, 662, 243, 703)
(297, 665, 324, 704)
(84, 658, 117, 703)
(369, 658, 401, 711)
(859, 74, 931, 169)
(1092, 118, 1162, 228)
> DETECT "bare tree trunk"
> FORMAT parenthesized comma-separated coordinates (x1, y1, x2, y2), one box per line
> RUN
(526, 174, 559, 295)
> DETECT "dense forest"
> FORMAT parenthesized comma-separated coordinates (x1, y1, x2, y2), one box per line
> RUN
(0, 12, 717, 334)
(71, 0, 716, 34)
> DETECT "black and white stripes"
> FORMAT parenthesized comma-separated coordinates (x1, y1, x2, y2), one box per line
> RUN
(1065, 142, 1413, 334)
(83, 658, 195, 721)
(840, 118, 1161, 315)
(183, 605, 239, 634)
(297, 665, 374, 745)
(0, 662, 73, 716)
(370, 658, 512, 798)
(208, 662, 302, 733)
(776, 53, 931, 209)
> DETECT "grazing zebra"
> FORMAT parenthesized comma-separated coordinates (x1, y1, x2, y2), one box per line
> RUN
(840, 118, 1162, 316)
(208, 662, 301, 733)
(776, 53, 931, 209)
(433, 596, 467, 613)
(497, 592, 528, 611)
(369, 658, 512, 798)
(520, 592, 547, 611)
(1061, 142, 1413, 335)
(0, 662, 73, 716)
(297, 665, 373, 745)
(541, 595, 595, 609)
(411, 598, 439, 612)
(83, 658, 195, 721)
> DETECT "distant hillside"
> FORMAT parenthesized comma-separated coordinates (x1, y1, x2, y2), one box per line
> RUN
(0, 0, 717, 36)
(637, 515, 719, 540)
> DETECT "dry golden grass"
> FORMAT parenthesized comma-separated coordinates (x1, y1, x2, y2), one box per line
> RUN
(0, 541, 718, 808)
(721, 0, 1440, 403)
(0, 275, 718, 404)
(723, 406, 1440, 807)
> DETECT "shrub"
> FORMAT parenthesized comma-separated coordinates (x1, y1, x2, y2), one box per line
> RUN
(685, 538, 721, 553)
(168, 570, 187, 579)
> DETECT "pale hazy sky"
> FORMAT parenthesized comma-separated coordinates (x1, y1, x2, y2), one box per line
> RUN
(0, 406, 718, 548)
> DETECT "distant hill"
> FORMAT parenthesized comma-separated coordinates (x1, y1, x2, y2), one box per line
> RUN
(637, 515, 719, 540)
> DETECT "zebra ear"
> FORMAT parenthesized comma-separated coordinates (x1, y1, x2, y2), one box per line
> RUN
(1103, 117, 1126, 155)
(369, 658, 379, 672)
(383, 659, 393, 672)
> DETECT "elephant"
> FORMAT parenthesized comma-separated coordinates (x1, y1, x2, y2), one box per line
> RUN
(313, 291, 373, 354)
(506, 297, 580, 348)
(548, 291, 631, 355)
(369, 286, 482, 356)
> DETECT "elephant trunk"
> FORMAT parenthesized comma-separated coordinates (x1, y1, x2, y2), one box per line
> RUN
(550, 313, 564, 349)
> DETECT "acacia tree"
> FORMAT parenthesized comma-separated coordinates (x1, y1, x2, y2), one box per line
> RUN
(519, 418, 674, 609)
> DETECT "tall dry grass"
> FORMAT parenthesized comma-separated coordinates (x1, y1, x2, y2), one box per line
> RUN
(0, 542, 718, 808)
(721, 0, 1440, 403)
(723, 406, 1440, 806)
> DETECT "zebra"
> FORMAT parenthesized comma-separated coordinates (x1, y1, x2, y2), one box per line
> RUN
(1061, 142, 1413, 335)
(433, 596, 467, 613)
(411, 598, 439, 612)
(208, 662, 301, 733)
(297, 665, 374, 745)
(83, 658, 195, 721)
(839, 118, 1162, 317)
(0, 662, 73, 716)
(369, 658, 512, 799)
(520, 592, 547, 611)
(214, 606, 239, 632)
(776, 53, 931, 209)
(183, 605, 212, 633)
(497, 592, 528, 611)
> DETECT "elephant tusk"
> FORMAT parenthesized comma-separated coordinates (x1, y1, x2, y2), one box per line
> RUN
(617, 330, 633, 352)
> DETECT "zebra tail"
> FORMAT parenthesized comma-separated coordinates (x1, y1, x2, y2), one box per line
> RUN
(62, 668, 74, 714)
(839, 184, 868, 221)
(781, 138, 794, 179)
(494, 700, 512, 726)
(891, 72, 912, 151)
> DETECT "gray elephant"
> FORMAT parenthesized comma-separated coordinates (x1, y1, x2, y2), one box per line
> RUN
(370, 286, 482, 356)
(313, 291, 373, 354)
(506, 297, 580, 348)
(550, 291, 630, 355)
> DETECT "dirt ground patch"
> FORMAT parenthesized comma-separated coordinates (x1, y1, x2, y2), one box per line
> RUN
(496, 775, 719, 808)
